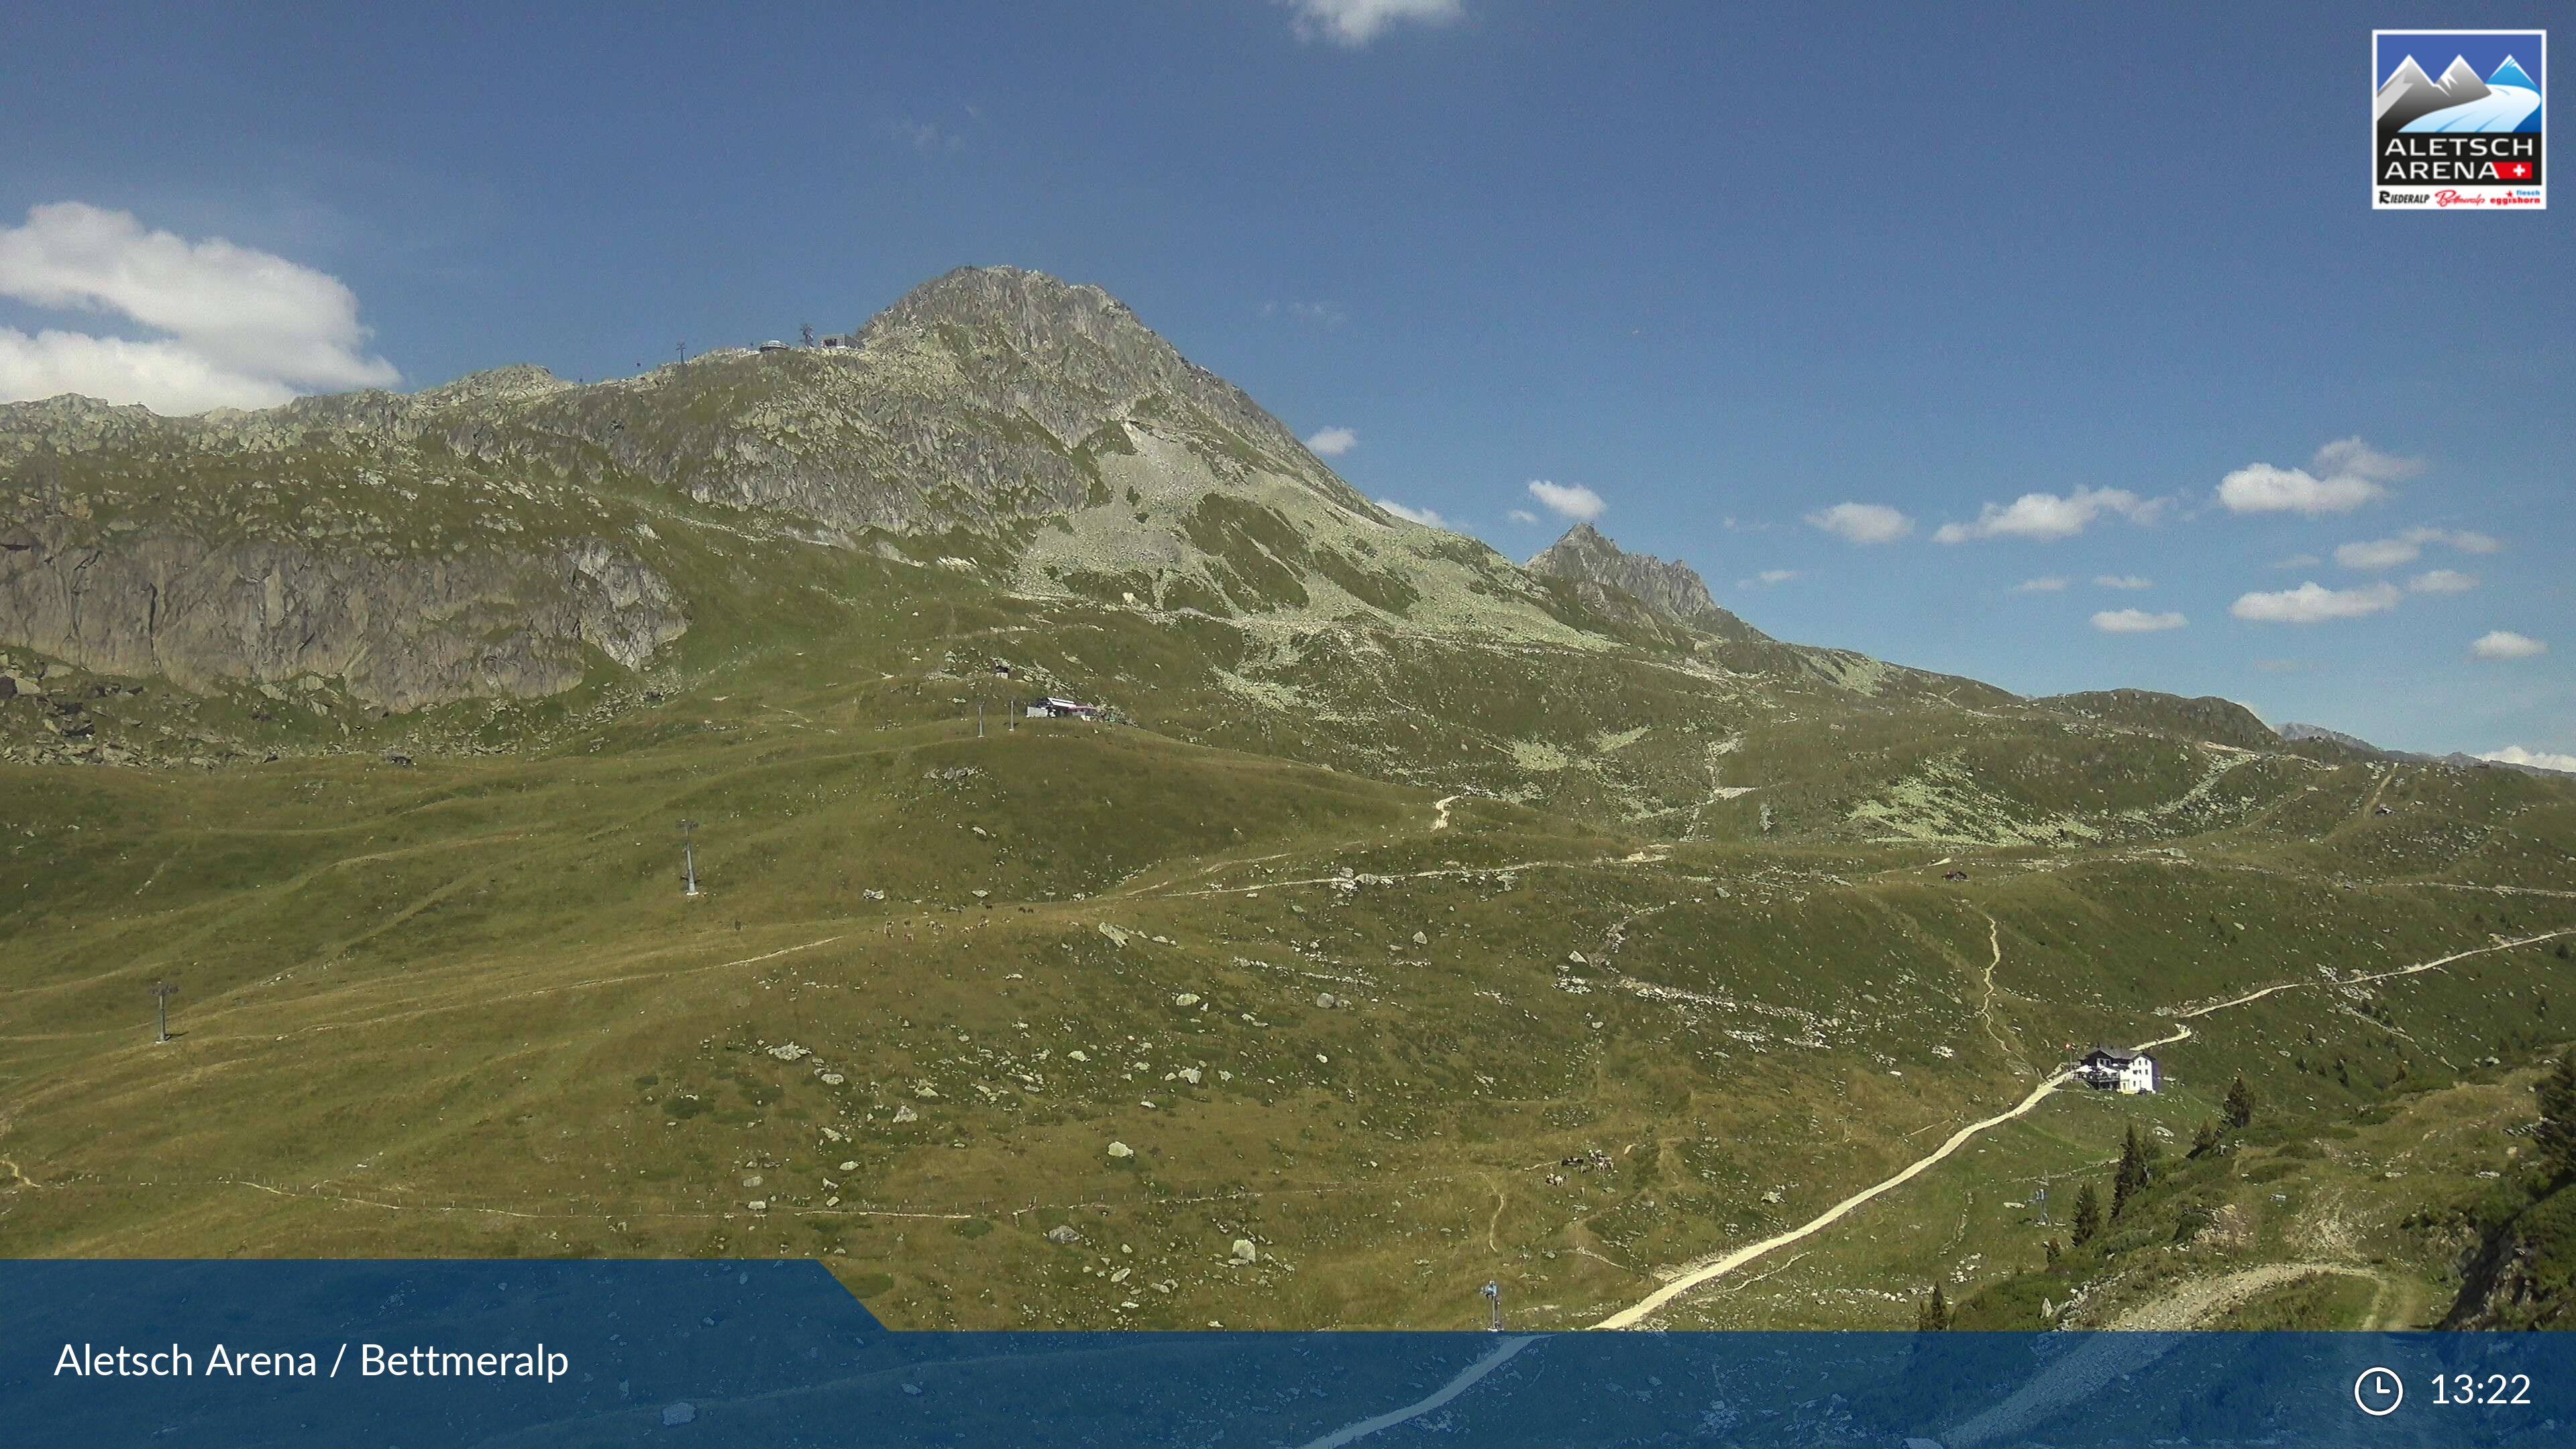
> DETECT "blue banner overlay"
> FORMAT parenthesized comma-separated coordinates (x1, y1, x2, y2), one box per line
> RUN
(5, 1261, 2570, 1446)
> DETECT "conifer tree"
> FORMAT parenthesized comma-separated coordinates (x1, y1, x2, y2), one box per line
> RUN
(2072, 1181, 2103, 1245)
(2224, 1075, 2255, 1131)
(2113, 1123, 2149, 1217)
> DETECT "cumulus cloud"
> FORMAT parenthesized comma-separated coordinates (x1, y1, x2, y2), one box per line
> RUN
(2092, 608, 2187, 633)
(1377, 498, 1447, 528)
(2335, 526, 2502, 570)
(1278, 0, 1464, 46)
(1507, 508, 1539, 526)
(2476, 745, 2576, 774)
(1737, 569, 1800, 588)
(1526, 480, 1605, 522)
(2470, 630, 2547, 660)
(2407, 569, 2478, 594)
(1933, 487, 2160, 543)
(2229, 581, 2402, 624)
(2012, 576, 2070, 593)
(2094, 574, 2153, 590)
(0, 201, 396, 414)
(2216, 438, 2420, 516)
(2217, 464, 2386, 516)
(1805, 501, 1914, 545)
(1305, 425, 1358, 457)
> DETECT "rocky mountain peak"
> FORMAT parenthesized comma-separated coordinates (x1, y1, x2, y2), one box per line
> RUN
(1525, 524, 1760, 639)
(859, 266, 1142, 350)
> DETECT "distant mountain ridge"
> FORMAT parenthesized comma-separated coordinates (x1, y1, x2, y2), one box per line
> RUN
(2278, 721, 2573, 778)
(0, 262, 2539, 800)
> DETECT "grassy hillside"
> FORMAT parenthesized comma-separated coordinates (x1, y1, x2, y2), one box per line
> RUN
(6, 269, 2573, 1330)
(6, 595, 2571, 1328)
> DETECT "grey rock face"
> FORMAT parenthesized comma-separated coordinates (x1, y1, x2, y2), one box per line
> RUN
(0, 517, 684, 710)
(1524, 523, 1763, 639)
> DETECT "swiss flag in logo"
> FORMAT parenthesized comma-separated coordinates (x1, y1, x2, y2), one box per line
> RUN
(2497, 160, 2535, 180)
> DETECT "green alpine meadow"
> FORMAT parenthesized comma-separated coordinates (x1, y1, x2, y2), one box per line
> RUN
(5, 268, 2572, 1331)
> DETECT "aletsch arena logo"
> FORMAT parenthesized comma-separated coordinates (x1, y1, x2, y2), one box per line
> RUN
(2373, 30, 2545, 209)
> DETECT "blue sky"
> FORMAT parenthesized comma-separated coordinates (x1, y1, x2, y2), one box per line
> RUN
(2, 1, 2567, 763)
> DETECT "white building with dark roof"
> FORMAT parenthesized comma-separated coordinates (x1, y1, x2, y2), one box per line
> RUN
(2076, 1047, 2158, 1094)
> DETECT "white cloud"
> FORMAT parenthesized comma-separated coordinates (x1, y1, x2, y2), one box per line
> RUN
(1278, 0, 1464, 46)
(2406, 568, 2478, 594)
(2470, 630, 2547, 660)
(0, 201, 396, 415)
(2229, 580, 2402, 624)
(2335, 525, 2502, 570)
(1805, 501, 1914, 545)
(2217, 464, 2386, 516)
(2334, 537, 2420, 569)
(1526, 480, 1605, 522)
(1377, 498, 1447, 528)
(2216, 440, 2418, 517)
(1933, 487, 2160, 543)
(1507, 508, 1539, 525)
(1737, 569, 1800, 588)
(1305, 425, 1358, 457)
(2092, 608, 2187, 633)
(2094, 574, 2153, 590)
(2476, 745, 2576, 774)
(2012, 576, 2070, 593)
(2311, 437, 2426, 484)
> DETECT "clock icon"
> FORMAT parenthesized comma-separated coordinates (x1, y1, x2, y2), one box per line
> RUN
(2355, 1366, 2404, 1417)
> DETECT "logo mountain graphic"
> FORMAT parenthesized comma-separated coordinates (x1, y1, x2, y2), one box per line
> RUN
(2377, 50, 2542, 136)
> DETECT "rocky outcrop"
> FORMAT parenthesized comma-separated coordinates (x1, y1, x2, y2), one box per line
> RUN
(0, 517, 684, 710)
(1525, 523, 1764, 641)
(2277, 721, 2396, 756)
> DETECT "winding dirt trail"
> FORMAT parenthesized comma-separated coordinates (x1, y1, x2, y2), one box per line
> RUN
(1972, 912, 2023, 1069)
(2107, 1260, 2388, 1331)
(1591, 926, 2574, 1330)
(1590, 1065, 2082, 1329)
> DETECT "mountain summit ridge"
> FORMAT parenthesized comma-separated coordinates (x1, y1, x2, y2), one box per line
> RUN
(1525, 523, 1764, 641)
